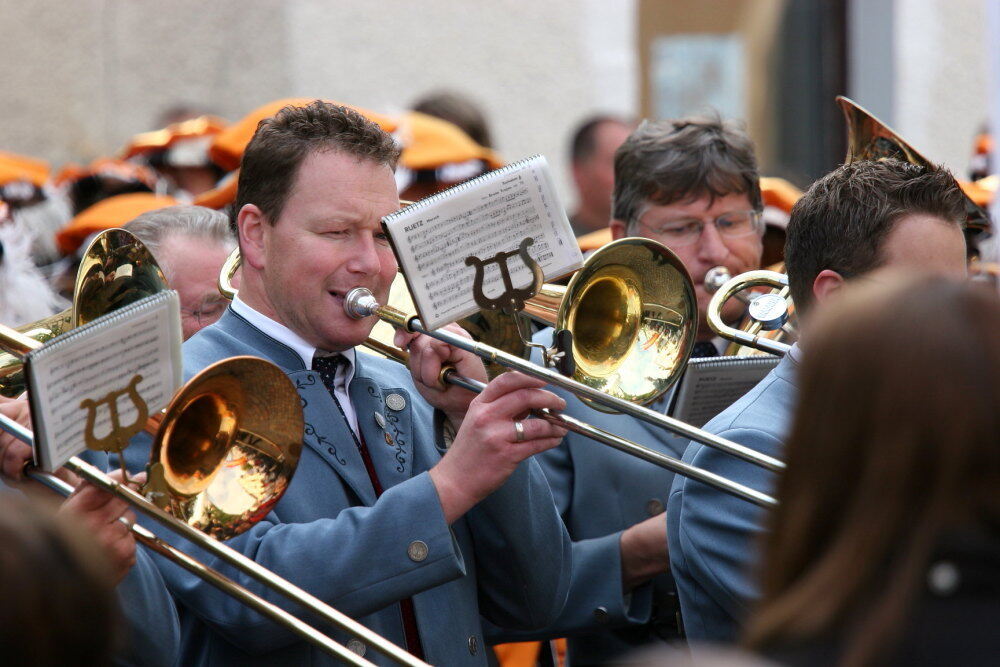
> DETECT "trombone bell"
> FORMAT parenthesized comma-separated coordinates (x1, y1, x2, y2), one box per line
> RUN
(557, 238, 697, 410)
(0, 229, 168, 397)
(149, 357, 303, 540)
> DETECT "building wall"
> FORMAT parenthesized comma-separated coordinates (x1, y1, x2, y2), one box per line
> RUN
(0, 0, 637, 205)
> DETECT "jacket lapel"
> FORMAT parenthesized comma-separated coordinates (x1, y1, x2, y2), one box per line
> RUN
(289, 369, 377, 506)
(349, 358, 414, 490)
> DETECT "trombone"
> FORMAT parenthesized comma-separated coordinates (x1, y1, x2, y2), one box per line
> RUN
(220, 239, 780, 507)
(706, 94, 998, 358)
(707, 270, 793, 357)
(1, 229, 168, 397)
(0, 248, 428, 665)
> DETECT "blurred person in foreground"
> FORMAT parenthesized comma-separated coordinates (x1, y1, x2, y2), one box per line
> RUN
(743, 274, 1000, 666)
(667, 159, 970, 643)
(567, 115, 632, 237)
(0, 493, 120, 666)
(0, 403, 180, 666)
(512, 115, 766, 665)
(124, 205, 236, 339)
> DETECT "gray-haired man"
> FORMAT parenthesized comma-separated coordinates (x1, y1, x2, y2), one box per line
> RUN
(125, 205, 236, 339)
(515, 115, 766, 664)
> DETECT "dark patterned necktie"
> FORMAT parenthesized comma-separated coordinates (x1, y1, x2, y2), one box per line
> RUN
(692, 341, 720, 358)
(310, 353, 425, 659)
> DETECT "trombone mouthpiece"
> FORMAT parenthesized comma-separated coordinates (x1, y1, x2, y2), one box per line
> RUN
(344, 288, 380, 319)
(704, 266, 732, 294)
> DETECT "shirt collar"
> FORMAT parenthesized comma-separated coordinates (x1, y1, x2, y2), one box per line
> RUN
(230, 295, 356, 378)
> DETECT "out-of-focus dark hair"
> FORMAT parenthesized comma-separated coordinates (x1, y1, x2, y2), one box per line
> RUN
(784, 159, 966, 314)
(0, 494, 121, 665)
(612, 114, 762, 234)
(234, 100, 400, 233)
(412, 90, 493, 148)
(570, 115, 630, 164)
(744, 274, 1000, 665)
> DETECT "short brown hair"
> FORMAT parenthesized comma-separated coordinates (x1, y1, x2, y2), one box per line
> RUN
(233, 100, 401, 232)
(744, 274, 1000, 665)
(784, 159, 966, 313)
(612, 114, 762, 233)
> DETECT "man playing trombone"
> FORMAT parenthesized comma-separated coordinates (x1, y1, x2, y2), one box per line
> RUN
(667, 158, 970, 643)
(108, 100, 572, 665)
(519, 115, 767, 664)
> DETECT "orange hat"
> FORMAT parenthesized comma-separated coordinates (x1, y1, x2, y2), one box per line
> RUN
(397, 111, 503, 172)
(759, 177, 802, 213)
(193, 170, 238, 209)
(121, 115, 229, 160)
(53, 157, 160, 191)
(960, 175, 997, 208)
(55, 193, 178, 255)
(0, 151, 50, 188)
(209, 98, 398, 172)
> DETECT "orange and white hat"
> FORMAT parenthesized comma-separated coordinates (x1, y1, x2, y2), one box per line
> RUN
(392, 111, 503, 193)
(0, 151, 51, 207)
(122, 115, 229, 169)
(55, 192, 178, 255)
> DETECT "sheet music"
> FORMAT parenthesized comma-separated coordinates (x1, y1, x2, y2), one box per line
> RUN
(669, 355, 779, 428)
(25, 292, 183, 470)
(384, 155, 582, 330)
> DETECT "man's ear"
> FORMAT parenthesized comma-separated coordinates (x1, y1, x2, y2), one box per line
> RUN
(812, 269, 846, 307)
(609, 219, 627, 241)
(237, 204, 267, 270)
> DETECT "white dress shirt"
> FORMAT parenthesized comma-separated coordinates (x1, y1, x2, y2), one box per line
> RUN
(231, 296, 359, 437)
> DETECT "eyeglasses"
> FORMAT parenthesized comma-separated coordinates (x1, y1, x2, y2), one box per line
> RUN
(181, 295, 228, 327)
(636, 209, 763, 246)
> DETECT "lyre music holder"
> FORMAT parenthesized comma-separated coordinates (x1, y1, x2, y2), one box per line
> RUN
(464, 237, 575, 376)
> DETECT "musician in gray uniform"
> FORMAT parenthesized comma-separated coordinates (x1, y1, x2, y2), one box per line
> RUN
(111, 100, 572, 666)
(667, 159, 970, 643)
(513, 116, 766, 664)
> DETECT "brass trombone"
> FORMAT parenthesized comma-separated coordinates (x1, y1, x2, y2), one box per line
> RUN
(0, 250, 428, 665)
(1, 229, 169, 397)
(707, 270, 793, 357)
(707, 96, 995, 357)
(0, 320, 427, 666)
(219, 239, 781, 507)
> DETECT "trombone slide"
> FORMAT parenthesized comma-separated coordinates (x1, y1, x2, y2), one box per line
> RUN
(347, 289, 780, 507)
(0, 413, 429, 667)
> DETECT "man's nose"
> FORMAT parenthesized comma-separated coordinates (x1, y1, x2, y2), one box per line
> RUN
(696, 222, 730, 264)
(347, 235, 383, 275)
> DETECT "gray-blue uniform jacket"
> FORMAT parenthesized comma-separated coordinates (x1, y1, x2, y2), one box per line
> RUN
(666, 351, 798, 642)
(103, 308, 572, 666)
(489, 329, 687, 665)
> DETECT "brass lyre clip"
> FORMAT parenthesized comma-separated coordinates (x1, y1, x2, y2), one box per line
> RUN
(80, 373, 149, 483)
(465, 237, 574, 376)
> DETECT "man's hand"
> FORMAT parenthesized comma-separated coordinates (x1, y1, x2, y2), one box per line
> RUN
(429, 371, 568, 523)
(394, 324, 487, 428)
(0, 397, 79, 487)
(620, 513, 670, 592)
(59, 470, 145, 586)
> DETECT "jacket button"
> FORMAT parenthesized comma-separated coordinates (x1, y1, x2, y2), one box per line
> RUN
(593, 606, 610, 624)
(646, 498, 665, 516)
(407, 540, 428, 562)
(468, 635, 478, 655)
(347, 639, 366, 656)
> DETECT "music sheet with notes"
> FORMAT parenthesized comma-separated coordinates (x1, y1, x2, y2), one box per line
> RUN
(24, 292, 183, 471)
(383, 155, 582, 330)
